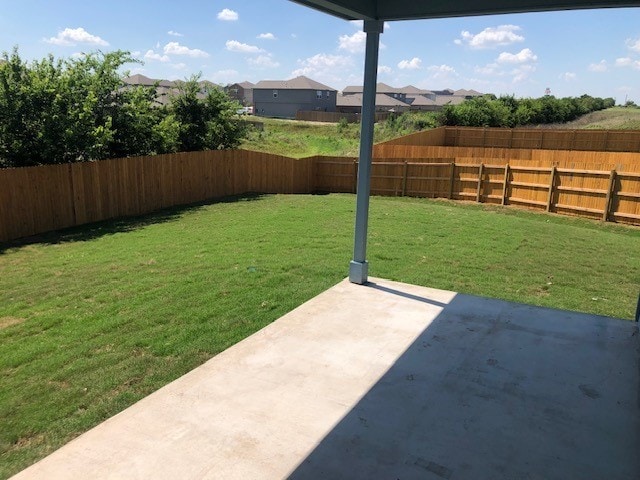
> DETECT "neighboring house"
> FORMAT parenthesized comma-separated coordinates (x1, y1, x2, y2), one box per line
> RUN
(122, 75, 223, 107)
(336, 93, 411, 113)
(253, 76, 337, 118)
(225, 81, 255, 106)
(341, 82, 484, 112)
(343, 82, 409, 103)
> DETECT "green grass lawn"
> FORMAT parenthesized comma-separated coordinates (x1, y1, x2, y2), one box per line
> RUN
(1, 194, 639, 477)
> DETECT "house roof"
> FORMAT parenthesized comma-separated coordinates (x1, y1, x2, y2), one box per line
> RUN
(238, 81, 255, 89)
(343, 82, 404, 95)
(337, 93, 410, 108)
(254, 75, 336, 91)
(123, 74, 158, 86)
(290, 0, 637, 21)
(400, 85, 432, 95)
(405, 96, 437, 106)
(454, 88, 483, 97)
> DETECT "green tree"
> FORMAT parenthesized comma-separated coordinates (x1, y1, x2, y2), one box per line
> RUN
(0, 49, 152, 167)
(170, 75, 248, 152)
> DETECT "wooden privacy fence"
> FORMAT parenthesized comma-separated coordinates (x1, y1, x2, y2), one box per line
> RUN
(0, 150, 314, 243)
(373, 144, 640, 173)
(2, 150, 639, 243)
(314, 158, 640, 224)
(379, 126, 640, 153)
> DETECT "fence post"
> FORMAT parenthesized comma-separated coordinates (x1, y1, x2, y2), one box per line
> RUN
(353, 160, 358, 194)
(476, 163, 484, 203)
(501, 164, 509, 205)
(402, 161, 408, 196)
(546, 166, 556, 212)
(603, 169, 617, 222)
(449, 162, 455, 199)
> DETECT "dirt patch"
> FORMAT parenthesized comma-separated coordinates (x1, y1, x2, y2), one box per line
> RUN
(11, 433, 46, 451)
(0, 317, 26, 329)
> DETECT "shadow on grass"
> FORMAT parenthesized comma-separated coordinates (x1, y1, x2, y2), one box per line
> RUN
(0, 193, 267, 254)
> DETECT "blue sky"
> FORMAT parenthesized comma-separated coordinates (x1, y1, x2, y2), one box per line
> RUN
(1, 1, 639, 102)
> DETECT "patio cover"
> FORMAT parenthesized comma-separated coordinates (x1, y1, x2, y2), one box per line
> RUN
(291, 0, 639, 20)
(290, 0, 640, 285)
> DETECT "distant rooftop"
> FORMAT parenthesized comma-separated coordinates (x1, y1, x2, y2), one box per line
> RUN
(254, 75, 336, 91)
(337, 93, 411, 108)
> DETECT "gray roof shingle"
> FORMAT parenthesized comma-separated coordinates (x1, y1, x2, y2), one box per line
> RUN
(254, 75, 336, 91)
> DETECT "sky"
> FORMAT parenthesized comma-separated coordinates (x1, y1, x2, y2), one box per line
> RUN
(1, 1, 639, 102)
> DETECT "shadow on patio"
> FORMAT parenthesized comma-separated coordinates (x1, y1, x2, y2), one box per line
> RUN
(289, 282, 640, 479)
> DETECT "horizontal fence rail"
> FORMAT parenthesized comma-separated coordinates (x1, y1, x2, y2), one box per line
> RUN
(314, 158, 640, 224)
(1, 149, 639, 243)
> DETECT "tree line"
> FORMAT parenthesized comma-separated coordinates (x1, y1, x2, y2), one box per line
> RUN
(0, 49, 248, 168)
(440, 94, 616, 128)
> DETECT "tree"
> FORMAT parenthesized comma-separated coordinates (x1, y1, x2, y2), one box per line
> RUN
(170, 75, 248, 152)
(0, 49, 152, 167)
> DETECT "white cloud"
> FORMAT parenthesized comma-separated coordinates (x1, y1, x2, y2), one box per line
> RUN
(163, 42, 210, 58)
(378, 65, 392, 74)
(44, 27, 108, 46)
(339, 31, 366, 53)
(626, 38, 640, 53)
(168, 30, 183, 37)
(144, 49, 170, 62)
(560, 72, 576, 81)
(588, 60, 608, 72)
(427, 64, 457, 78)
(170, 63, 187, 70)
(131, 51, 141, 58)
(226, 40, 263, 54)
(615, 57, 633, 66)
(474, 63, 501, 76)
(248, 55, 280, 68)
(615, 57, 640, 69)
(511, 64, 536, 83)
(217, 8, 238, 21)
(455, 25, 524, 49)
(292, 53, 352, 84)
(398, 57, 422, 70)
(496, 48, 537, 64)
(257, 33, 276, 40)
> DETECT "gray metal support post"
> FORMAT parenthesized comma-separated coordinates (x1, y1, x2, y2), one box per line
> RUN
(349, 19, 383, 285)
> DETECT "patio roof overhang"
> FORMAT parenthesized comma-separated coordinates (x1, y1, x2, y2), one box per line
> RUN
(291, 0, 640, 21)
(290, 0, 640, 285)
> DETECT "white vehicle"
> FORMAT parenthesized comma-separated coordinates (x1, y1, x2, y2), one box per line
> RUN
(236, 106, 254, 115)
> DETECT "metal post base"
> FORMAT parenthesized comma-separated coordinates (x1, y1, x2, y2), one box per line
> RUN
(349, 260, 369, 285)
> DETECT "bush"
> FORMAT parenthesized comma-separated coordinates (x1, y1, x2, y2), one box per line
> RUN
(0, 49, 249, 168)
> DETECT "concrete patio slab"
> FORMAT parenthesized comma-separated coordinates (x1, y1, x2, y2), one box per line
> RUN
(11, 278, 639, 480)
